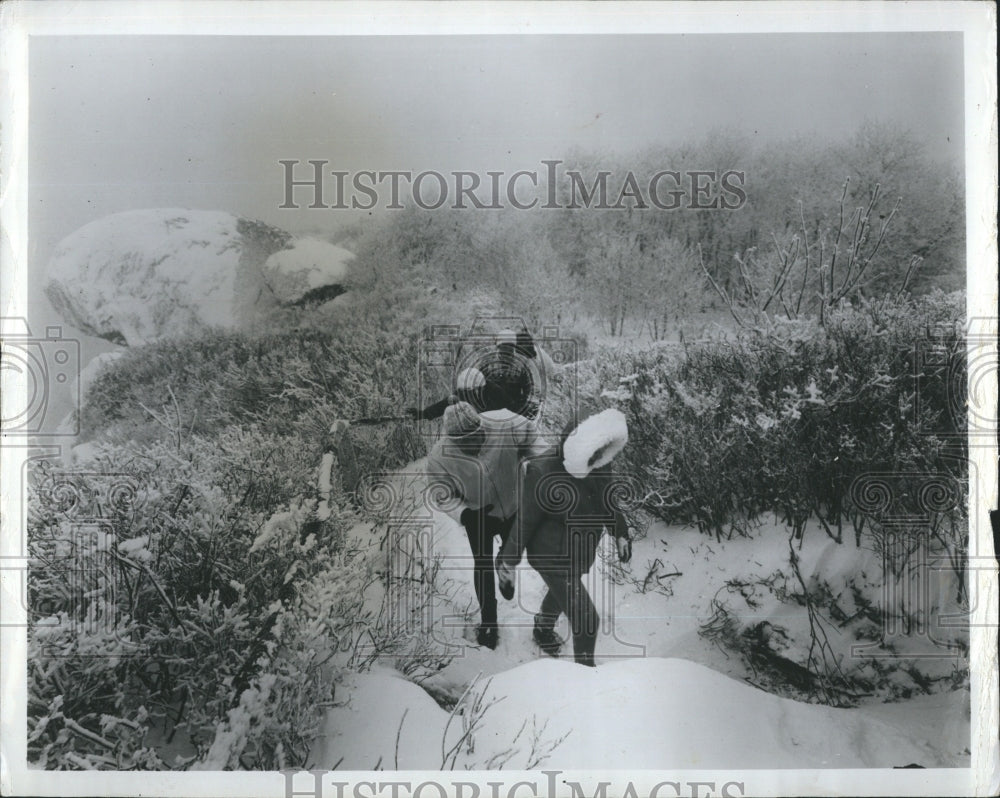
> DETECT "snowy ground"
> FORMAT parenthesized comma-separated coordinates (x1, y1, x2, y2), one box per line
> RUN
(308, 461, 970, 771)
(309, 660, 967, 770)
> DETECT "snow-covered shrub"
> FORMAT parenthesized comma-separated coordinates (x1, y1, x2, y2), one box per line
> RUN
(27, 422, 379, 770)
(603, 292, 966, 545)
(79, 327, 427, 485)
(33, 315, 479, 769)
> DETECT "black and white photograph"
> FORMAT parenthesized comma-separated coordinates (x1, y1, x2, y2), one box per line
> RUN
(1, 2, 996, 796)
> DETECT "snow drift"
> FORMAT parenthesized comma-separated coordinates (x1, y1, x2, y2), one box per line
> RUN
(310, 658, 967, 771)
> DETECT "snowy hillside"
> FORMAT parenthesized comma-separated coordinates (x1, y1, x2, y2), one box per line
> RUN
(25, 290, 974, 778)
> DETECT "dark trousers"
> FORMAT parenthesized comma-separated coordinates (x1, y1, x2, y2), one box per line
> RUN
(534, 567, 598, 667)
(461, 510, 516, 627)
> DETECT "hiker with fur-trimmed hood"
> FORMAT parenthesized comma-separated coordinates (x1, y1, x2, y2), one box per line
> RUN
(426, 401, 548, 649)
(497, 409, 632, 667)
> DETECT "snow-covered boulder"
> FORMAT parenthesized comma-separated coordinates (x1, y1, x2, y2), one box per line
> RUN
(260, 237, 353, 305)
(44, 210, 352, 346)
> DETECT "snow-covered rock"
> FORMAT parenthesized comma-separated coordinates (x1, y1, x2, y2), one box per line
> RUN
(261, 237, 354, 305)
(44, 210, 352, 345)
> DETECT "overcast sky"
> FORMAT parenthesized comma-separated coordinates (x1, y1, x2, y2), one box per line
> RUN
(28, 32, 963, 310)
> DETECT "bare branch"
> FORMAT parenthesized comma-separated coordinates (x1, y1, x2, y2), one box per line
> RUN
(834, 194, 902, 302)
(441, 672, 482, 768)
(827, 178, 850, 297)
(761, 234, 797, 314)
(63, 717, 116, 750)
(897, 255, 923, 298)
(394, 707, 409, 769)
(734, 251, 759, 310)
(699, 244, 747, 328)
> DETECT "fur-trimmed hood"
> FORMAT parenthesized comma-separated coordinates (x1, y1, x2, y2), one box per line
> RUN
(560, 409, 629, 478)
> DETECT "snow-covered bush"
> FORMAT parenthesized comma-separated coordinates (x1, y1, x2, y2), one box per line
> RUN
(31, 317, 482, 769)
(27, 422, 381, 770)
(79, 327, 426, 485)
(601, 292, 966, 544)
(698, 531, 969, 706)
(597, 291, 969, 705)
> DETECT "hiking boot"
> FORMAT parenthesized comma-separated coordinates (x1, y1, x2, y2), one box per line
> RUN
(532, 626, 563, 657)
(476, 624, 499, 650)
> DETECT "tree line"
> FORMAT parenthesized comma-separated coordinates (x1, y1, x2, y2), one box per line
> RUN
(327, 122, 962, 340)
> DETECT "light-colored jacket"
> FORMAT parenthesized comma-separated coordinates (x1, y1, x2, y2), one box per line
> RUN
(426, 411, 548, 523)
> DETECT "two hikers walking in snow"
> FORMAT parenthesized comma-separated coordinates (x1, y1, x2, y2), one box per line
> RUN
(423, 328, 551, 649)
(423, 328, 633, 664)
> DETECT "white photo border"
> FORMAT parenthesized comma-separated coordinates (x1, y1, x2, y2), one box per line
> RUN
(1, 2, 996, 796)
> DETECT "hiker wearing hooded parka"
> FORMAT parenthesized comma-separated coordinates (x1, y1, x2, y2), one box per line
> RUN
(497, 409, 633, 667)
(425, 401, 548, 649)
